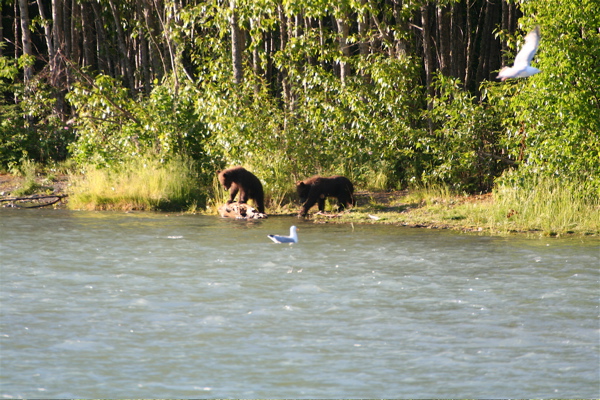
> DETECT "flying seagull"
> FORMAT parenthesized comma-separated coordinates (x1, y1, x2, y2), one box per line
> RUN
(497, 26, 541, 81)
(268, 226, 298, 244)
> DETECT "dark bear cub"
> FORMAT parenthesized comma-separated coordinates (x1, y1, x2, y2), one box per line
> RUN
(217, 167, 265, 214)
(296, 175, 354, 217)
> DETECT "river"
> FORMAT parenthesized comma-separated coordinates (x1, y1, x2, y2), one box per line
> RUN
(1, 209, 598, 398)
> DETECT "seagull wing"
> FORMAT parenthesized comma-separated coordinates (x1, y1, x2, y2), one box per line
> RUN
(267, 226, 298, 244)
(513, 26, 540, 69)
(268, 234, 295, 243)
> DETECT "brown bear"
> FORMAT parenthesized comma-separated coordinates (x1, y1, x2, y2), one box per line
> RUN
(217, 166, 265, 214)
(296, 175, 354, 217)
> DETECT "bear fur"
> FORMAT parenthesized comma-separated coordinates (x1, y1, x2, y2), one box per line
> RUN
(296, 175, 354, 216)
(217, 167, 265, 214)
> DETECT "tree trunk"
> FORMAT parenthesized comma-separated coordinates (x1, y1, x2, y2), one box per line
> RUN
(0, 5, 3, 57)
(230, 0, 244, 85)
(358, 0, 369, 57)
(450, 1, 466, 80)
(475, 0, 498, 84)
(143, 0, 166, 81)
(336, 13, 351, 85)
(36, 0, 55, 66)
(278, 4, 292, 112)
(18, 0, 33, 82)
(421, 3, 434, 97)
(421, 2, 434, 134)
(107, 0, 134, 92)
(436, 4, 451, 76)
(80, 0, 96, 70)
(464, 0, 480, 91)
(69, 0, 80, 68)
(136, 0, 151, 93)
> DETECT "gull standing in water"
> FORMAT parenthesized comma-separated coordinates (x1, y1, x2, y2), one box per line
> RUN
(268, 226, 298, 244)
(497, 26, 541, 81)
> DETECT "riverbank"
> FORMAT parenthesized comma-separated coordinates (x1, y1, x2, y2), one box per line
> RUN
(322, 190, 600, 237)
(1, 173, 598, 237)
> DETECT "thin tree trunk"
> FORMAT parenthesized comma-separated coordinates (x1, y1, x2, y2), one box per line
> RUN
(80, 0, 96, 70)
(65, 0, 73, 60)
(230, 0, 244, 84)
(336, 12, 351, 85)
(70, 0, 80, 66)
(421, 2, 434, 134)
(436, 4, 451, 76)
(136, 0, 151, 93)
(36, 0, 55, 66)
(450, 1, 466, 80)
(108, 0, 134, 91)
(90, 0, 109, 72)
(0, 5, 3, 57)
(278, 4, 292, 112)
(144, 0, 167, 81)
(421, 3, 434, 97)
(475, 0, 497, 83)
(464, 0, 480, 91)
(358, 0, 369, 57)
(13, 1, 19, 59)
(318, 17, 326, 69)
(18, 0, 33, 82)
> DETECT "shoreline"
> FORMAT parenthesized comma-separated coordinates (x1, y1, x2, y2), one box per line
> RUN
(1, 173, 598, 238)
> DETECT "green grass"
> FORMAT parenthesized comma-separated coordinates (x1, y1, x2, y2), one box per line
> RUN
(8, 157, 46, 196)
(68, 156, 204, 211)
(491, 176, 600, 235)
(310, 179, 599, 236)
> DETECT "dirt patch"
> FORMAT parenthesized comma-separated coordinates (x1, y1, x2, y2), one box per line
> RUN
(0, 173, 69, 196)
(353, 190, 408, 206)
(1, 173, 70, 208)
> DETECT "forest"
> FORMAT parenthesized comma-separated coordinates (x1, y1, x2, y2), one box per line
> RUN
(1, 0, 598, 213)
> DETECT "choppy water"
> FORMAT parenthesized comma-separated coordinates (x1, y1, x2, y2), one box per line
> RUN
(1, 209, 598, 398)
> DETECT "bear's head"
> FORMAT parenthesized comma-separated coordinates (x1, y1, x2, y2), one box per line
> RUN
(296, 181, 310, 204)
(218, 170, 232, 189)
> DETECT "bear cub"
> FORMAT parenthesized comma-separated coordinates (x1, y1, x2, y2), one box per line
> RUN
(217, 166, 265, 214)
(296, 175, 354, 217)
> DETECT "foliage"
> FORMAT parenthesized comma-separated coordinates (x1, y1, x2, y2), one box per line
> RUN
(423, 74, 510, 192)
(501, 0, 600, 191)
(67, 74, 210, 169)
(3, 0, 599, 217)
(196, 52, 422, 207)
(0, 55, 73, 169)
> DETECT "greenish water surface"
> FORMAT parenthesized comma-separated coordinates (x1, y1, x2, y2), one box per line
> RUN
(1, 209, 598, 398)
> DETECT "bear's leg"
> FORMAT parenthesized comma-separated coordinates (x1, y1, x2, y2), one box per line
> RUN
(299, 197, 317, 216)
(255, 197, 265, 214)
(238, 189, 248, 204)
(317, 197, 326, 212)
(227, 184, 239, 204)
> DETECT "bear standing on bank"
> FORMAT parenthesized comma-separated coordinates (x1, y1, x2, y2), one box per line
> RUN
(217, 167, 265, 214)
(296, 175, 354, 217)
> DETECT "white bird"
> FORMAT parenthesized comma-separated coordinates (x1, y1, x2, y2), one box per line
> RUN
(497, 26, 541, 81)
(268, 226, 298, 244)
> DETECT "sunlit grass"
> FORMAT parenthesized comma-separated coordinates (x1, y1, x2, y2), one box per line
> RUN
(491, 176, 600, 235)
(320, 179, 599, 236)
(68, 156, 204, 211)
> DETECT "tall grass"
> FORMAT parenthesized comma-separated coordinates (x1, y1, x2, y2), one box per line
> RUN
(492, 176, 600, 235)
(347, 179, 599, 236)
(68, 156, 204, 211)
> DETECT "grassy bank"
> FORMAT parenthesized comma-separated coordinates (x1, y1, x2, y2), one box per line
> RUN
(322, 180, 599, 237)
(67, 157, 203, 212)
(2, 160, 598, 237)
